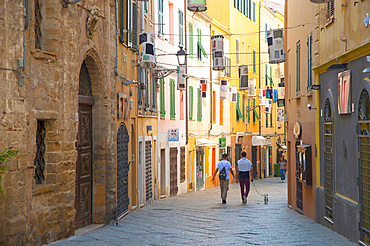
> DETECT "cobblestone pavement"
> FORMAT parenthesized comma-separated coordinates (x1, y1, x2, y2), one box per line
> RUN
(50, 177, 355, 246)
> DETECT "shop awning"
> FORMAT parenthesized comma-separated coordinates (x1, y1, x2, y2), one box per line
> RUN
(278, 144, 287, 149)
(252, 136, 266, 146)
(195, 138, 218, 147)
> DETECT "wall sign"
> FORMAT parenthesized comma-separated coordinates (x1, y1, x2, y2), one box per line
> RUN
(338, 70, 351, 114)
(293, 121, 302, 139)
(219, 138, 226, 147)
(168, 128, 179, 141)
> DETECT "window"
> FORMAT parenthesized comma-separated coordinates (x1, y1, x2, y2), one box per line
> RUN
(242, 94, 245, 122)
(252, 98, 260, 123)
(236, 39, 240, 65)
(220, 99, 224, 125)
(248, 98, 250, 123)
(151, 73, 156, 110)
(180, 147, 186, 182)
(307, 33, 313, 90)
(119, 0, 137, 48)
(189, 23, 193, 57)
(212, 91, 216, 123)
(253, 1, 256, 22)
(144, 69, 149, 108)
(225, 57, 231, 77)
(34, 120, 46, 184)
(326, 0, 334, 23)
(179, 10, 184, 46)
(197, 28, 208, 61)
(34, 0, 43, 50)
(265, 23, 267, 42)
(253, 48, 256, 73)
(144, 1, 148, 14)
(170, 79, 176, 119)
(270, 109, 273, 127)
(138, 66, 142, 107)
(296, 41, 301, 95)
(158, 0, 164, 37)
(169, 3, 174, 43)
(160, 79, 165, 118)
(236, 93, 243, 121)
(249, 0, 252, 19)
(189, 86, 194, 120)
(265, 64, 268, 86)
(266, 113, 268, 127)
(197, 88, 202, 121)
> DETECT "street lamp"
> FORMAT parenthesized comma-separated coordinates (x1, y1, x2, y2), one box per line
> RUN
(177, 46, 187, 66)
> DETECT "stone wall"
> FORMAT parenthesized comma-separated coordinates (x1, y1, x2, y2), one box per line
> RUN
(0, 0, 117, 244)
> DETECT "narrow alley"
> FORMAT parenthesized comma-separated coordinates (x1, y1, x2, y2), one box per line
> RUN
(50, 178, 354, 246)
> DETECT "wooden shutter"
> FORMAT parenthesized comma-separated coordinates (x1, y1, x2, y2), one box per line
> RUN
(127, 0, 133, 47)
(144, 69, 149, 108)
(138, 66, 142, 107)
(248, 98, 250, 123)
(265, 64, 268, 86)
(253, 48, 256, 73)
(253, 98, 256, 123)
(197, 88, 202, 121)
(152, 74, 156, 110)
(180, 147, 186, 183)
(253, 2, 255, 22)
(296, 41, 301, 94)
(132, 2, 138, 50)
(242, 94, 245, 122)
(160, 79, 165, 118)
(158, 0, 164, 36)
(189, 86, 193, 120)
(189, 23, 193, 57)
(249, 0, 252, 19)
(179, 10, 184, 46)
(220, 99, 224, 125)
(197, 28, 201, 61)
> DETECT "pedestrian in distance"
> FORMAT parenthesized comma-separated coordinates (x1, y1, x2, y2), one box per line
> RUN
(236, 151, 253, 204)
(211, 153, 235, 204)
(278, 156, 286, 182)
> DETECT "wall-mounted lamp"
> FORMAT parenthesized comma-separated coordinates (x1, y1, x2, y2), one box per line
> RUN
(307, 104, 317, 110)
(327, 63, 347, 71)
(310, 84, 321, 90)
(176, 46, 187, 66)
(123, 80, 138, 86)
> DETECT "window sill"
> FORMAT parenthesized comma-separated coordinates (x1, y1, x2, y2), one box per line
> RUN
(325, 18, 334, 28)
(306, 91, 314, 97)
(33, 183, 59, 196)
(293, 95, 301, 100)
(32, 49, 57, 62)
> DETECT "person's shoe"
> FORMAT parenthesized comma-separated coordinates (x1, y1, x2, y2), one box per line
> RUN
(222, 200, 227, 204)
(242, 195, 247, 204)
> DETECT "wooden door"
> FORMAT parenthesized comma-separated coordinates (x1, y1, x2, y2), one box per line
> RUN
(76, 100, 93, 229)
(117, 124, 129, 217)
(160, 149, 166, 196)
(170, 148, 178, 196)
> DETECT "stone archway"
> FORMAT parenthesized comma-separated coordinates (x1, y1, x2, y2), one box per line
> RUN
(75, 49, 112, 228)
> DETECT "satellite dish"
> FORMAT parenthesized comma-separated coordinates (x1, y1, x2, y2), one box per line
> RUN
(309, 0, 330, 3)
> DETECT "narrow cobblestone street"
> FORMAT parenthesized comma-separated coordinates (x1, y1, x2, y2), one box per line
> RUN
(50, 177, 354, 246)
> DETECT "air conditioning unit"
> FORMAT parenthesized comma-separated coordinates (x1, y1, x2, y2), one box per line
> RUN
(177, 66, 186, 90)
(211, 35, 225, 71)
(188, 0, 207, 12)
(267, 28, 285, 64)
(220, 79, 228, 100)
(139, 32, 156, 69)
(239, 65, 248, 90)
(248, 78, 256, 98)
(230, 86, 237, 103)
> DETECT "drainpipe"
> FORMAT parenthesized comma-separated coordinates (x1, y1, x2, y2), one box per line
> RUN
(258, 0, 262, 179)
(340, 0, 348, 51)
(185, 0, 188, 145)
(209, 24, 213, 136)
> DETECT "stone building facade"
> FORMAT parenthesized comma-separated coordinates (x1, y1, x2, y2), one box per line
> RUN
(0, 0, 118, 244)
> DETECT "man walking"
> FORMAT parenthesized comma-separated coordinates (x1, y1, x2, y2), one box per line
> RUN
(236, 151, 253, 204)
(211, 153, 235, 204)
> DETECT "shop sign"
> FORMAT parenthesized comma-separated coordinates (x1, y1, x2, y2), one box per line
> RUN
(219, 138, 226, 147)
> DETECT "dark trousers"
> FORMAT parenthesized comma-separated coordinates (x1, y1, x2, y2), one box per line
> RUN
(239, 178, 250, 199)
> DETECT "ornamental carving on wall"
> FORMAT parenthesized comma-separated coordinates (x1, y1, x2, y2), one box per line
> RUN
(86, 7, 100, 39)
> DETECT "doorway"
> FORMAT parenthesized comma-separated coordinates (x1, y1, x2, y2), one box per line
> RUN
(117, 124, 129, 217)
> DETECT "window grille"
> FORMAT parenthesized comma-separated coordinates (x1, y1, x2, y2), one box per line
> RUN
(307, 33, 313, 90)
(34, 120, 46, 184)
(180, 147, 186, 182)
(296, 41, 301, 95)
(34, 0, 42, 50)
(326, 0, 334, 23)
(324, 99, 333, 221)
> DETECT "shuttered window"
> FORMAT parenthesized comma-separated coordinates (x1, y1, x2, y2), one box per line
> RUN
(248, 98, 250, 123)
(225, 57, 231, 77)
(152, 73, 156, 110)
(236, 93, 242, 121)
(197, 28, 202, 61)
(249, 0, 252, 19)
(34, 0, 43, 50)
(265, 64, 268, 86)
(189, 23, 193, 57)
(236, 39, 239, 65)
(127, 0, 133, 47)
(307, 33, 313, 90)
(170, 79, 176, 119)
(132, 2, 138, 50)
(220, 99, 224, 125)
(253, 48, 256, 73)
(138, 66, 142, 107)
(266, 113, 268, 127)
(158, 0, 164, 37)
(242, 94, 245, 122)
(296, 41, 301, 95)
(253, 1, 255, 22)
(326, 0, 334, 23)
(180, 147, 186, 182)
(189, 86, 194, 120)
(160, 79, 165, 118)
(144, 69, 149, 108)
(252, 98, 260, 123)
(179, 10, 184, 46)
(197, 88, 202, 121)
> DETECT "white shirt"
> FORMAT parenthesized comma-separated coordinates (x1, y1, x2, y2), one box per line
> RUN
(217, 160, 232, 180)
(237, 157, 252, 172)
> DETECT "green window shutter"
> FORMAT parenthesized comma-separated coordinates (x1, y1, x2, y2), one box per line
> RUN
(189, 23, 193, 57)
(252, 99, 261, 123)
(265, 64, 268, 86)
(253, 48, 256, 73)
(119, 0, 125, 43)
(248, 98, 250, 123)
(253, 1, 255, 22)
(236, 93, 242, 121)
(198, 41, 208, 58)
(132, 2, 138, 50)
(170, 79, 175, 119)
(152, 75, 156, 110)
(144, 1, 147, 14)
(160, 79, 165, 118)
(234, 0, 237, 8)
(179, 10, 184, 46)
(197, 28, 202, 61)
(197, 88, 202, 121)
(242, 94, 245, 122)
(249, 0, 252, 19)
(189, 86, 193, 120)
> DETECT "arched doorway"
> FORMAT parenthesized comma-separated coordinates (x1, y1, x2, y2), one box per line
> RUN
(358, 89, 370, 242)
(323, 98, 333, 222)
(117, 123, 130, 217)
(76, 61, 94, 229)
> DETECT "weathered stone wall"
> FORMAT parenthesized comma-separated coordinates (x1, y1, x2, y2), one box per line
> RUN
(0, 0, 117, 245)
